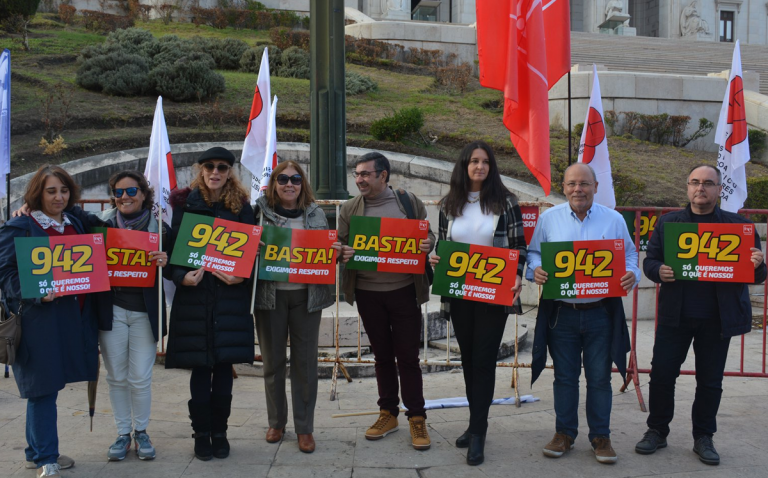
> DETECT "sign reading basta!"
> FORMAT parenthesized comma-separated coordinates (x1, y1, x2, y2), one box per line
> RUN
(170, 212, 262, 278)
(94, 227, 158, 287)
(664, 223, 754, 283)
(432, 241, 519, 305)
(259, 226, 337, 284)
(346, 216, 429, 274)
(14, 234, 110, 298)
(542, 239, 627, 300)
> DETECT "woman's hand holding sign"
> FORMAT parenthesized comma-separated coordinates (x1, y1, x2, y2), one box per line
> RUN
(149, 251, 168, 268)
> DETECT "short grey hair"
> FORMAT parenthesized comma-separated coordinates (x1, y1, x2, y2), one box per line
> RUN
(563, 163, 597, 182)
(354, 152, 390, 183)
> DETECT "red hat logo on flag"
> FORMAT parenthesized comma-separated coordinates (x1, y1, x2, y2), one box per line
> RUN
(581, 107, 606, 164)
(725, 76, 747, 153)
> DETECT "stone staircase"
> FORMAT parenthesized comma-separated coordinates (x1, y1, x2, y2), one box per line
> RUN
(571, 32, 768, 95)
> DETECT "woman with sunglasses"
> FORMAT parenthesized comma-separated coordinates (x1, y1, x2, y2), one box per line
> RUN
(429, 141, 527, 466)
(10, 170, 170, 463)
(0, 165, 98, 477)
(165, 147, 255, 461)
(253, 161, 341, 453)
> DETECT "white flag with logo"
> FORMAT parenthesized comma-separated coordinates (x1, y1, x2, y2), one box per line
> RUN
(0, 49, 10, 203)
(143, 96, 177, 225)
(715, 40, 750, 213)
(259, 96, 278, 197)
(241, 49, 271, 203)
(577, 65, 615, 209)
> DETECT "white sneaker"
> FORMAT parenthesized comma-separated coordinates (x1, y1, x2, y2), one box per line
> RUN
(36, 463, 61, 477)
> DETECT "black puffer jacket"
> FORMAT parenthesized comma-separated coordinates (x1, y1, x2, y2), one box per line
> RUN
(164, 187, 255, 368)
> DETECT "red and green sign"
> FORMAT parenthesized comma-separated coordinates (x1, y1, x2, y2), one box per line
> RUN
(621, 211, 659, 251)
(258, 226, 337, 284)
(663, 223, 754, 282)
(541, 239, 627, 299)
(14, 234, 110, 299)
(93, 227, 158, 288)
(520, 206, 539, 245)
(432, 241, 519, 305)
(346, 216, 428, 274)
(170, 212, 262, 278)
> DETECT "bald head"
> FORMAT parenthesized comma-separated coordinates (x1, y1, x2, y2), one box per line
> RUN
(562, 163, 599, 220)
(563, 163, 597, 182)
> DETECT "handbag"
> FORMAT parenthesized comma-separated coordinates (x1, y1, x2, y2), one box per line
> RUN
(0, 291, 22, 366)
(395, 189, 434, 285)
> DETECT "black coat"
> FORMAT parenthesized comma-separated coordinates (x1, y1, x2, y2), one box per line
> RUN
(644, 204, 768, 338)
(164, 188, 255, 368)
(0, 215, 99, 399)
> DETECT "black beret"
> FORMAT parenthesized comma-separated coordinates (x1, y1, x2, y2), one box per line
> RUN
(197, 147, 236, 166)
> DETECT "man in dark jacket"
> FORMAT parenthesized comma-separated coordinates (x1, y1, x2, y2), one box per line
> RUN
(635, 165, 766, 466)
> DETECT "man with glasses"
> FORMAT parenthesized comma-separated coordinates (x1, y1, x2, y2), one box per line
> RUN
(526, 163, 639, 464)
(337, 152, 435, 450)
(635, 164, 766, 465)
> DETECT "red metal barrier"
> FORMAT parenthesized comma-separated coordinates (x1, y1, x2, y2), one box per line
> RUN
(615, 207, 768, 412)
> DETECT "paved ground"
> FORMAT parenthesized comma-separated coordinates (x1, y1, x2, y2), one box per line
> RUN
(1, 319, 767, 478)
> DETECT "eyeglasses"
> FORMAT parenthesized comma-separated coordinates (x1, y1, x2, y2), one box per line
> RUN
(113, 187, 139, 198)
(564, 181, 594, 189)
(687, 180, 720, 188)
(276, 174, 302, 186)
(352, 170, 383, 179)
(202, 163, 231, 173)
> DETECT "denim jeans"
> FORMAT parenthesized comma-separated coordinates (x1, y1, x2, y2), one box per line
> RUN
(100, 306, 157, 435)
(25, 391, 59, 466)
(546, 304, 612, 441)
(647, 319, 731, 439)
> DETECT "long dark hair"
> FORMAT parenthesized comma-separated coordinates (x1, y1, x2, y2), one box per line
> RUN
(442, 141, 514, 217)
(24, 164, 80, 211)
(265, 160, 316, 209)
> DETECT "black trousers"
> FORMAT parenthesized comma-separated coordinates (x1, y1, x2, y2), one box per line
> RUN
(647, 318, 731, 439)
(449, 299, 508, 434)
(190, 363, 234, 403)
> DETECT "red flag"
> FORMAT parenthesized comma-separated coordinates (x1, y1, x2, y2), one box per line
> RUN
(476, 0, 570, 196)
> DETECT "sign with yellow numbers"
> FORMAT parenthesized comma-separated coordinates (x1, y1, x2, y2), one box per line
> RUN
(541, 239, 627, 299)
(663, 223, 754, 282)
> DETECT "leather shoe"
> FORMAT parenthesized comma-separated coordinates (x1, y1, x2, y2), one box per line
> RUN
(467, 433, 486, 466)
(455, 429, 471, 448)
(266, 427, 285, 443)
(298, 433, 315, 453)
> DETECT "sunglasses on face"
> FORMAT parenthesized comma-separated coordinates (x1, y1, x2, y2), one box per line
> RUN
(202, 163, 231, 173)
(113, 187, 139, 198)
(276, 174, 302, 186)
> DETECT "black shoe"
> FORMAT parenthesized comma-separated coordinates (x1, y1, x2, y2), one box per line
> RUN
(211, 432, 230, 459)
(188, 400, 213, 461)
(693, 435, 720, 465)
(466, 434, 486, 466)
(193, 431, 213, 461)
(211, 394, 232, 459)
(635, 428, 667, 455)
(455, 429, 471, 448)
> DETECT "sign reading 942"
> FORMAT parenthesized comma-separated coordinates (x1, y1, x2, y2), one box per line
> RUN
(170, 212, 263, 278)
(432, 241, 519, 305)
(14, 234, 111, 299)
(541, 239, 627, 300)
(664, 223, 754, 283)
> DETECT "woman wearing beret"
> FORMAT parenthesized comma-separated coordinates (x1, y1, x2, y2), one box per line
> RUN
(165, 147, 255, 461)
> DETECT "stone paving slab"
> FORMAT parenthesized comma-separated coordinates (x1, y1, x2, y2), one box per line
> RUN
(1, 319, 767, 477)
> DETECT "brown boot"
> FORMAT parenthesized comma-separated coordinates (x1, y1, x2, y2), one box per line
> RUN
(543, 432, 574, 458)
(298, 433, 315, 453)
(408, 416, 431, 450)
(266, 427, 285, 443)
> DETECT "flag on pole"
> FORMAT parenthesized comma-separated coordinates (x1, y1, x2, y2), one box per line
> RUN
(476, 0, 570, 196)
(144, 96, 177, 225)
(0, 49, 10, 203)
(715, 40, 749, 213)
(578, 65, 615, 209)
(260, 96, 279, 195)
(241, 49, 272, 203)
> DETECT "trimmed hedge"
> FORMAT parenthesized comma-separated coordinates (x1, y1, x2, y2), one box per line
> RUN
(370, 107, 424, 141)
(345, 71, 378, 96)
(278, 46, 309, 79)
(239, 45, 281, 74)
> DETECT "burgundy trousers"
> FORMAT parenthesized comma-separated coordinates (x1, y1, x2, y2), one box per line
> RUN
(355, 284, 426, 418)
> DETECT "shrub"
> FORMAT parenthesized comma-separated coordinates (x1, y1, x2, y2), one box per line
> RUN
(103, 27, 156, 55)
(434, 64, 471, 92)
(269, 26, 309, 51)
(745, 177, 768, 222)
(149, 35, 196, 67)
(345, 71, 378, 96)
(57, 4, 75, 24)
(39, 136, 67, 155)
(239, 45, 280, 73)
(80, 10, 134, 33)
(76, 51, 151, 96)
(209, 38, 249, 70)
(573, 122, 584, 138)
(613, 171, 647, 206)
(277, 46, 309, 79)
(149, 52, 225, 101)
(370, 107, 424, 142)
(749, 128, 767, 158)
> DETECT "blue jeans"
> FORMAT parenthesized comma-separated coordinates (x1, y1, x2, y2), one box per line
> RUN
(546, 304, 612, 441)
(25, 391, 59, 466)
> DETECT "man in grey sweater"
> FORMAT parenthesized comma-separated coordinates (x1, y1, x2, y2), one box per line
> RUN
(338, 152, 435, 450)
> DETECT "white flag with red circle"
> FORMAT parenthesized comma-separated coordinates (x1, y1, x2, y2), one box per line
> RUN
(241, 48, 271, 203)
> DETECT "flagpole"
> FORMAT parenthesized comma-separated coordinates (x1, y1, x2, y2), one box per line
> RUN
(250, 210, 263, 315)
(568, 70, 573, 166)
(157, 145, 164, 354)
